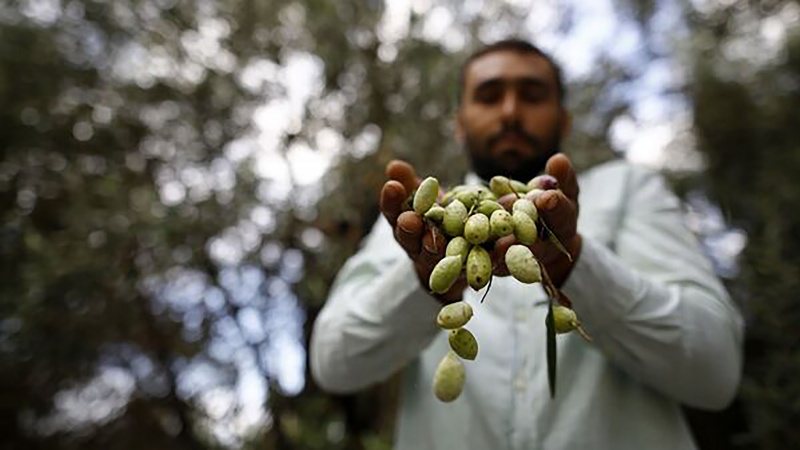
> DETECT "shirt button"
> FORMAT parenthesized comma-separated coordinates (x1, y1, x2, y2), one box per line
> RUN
(514, 376, 527, 392)
(514, 308, 528, 322)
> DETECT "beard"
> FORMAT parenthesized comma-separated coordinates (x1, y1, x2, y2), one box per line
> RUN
(463, 122, 561, 183)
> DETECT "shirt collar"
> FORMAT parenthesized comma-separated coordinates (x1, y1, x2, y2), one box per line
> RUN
(464, 171, 486, 186)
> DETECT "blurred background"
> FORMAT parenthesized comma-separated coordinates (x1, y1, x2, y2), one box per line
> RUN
(1, 0, 799, 448)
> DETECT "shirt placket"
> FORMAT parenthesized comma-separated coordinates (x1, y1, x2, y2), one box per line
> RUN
(509, 281, 546, 450)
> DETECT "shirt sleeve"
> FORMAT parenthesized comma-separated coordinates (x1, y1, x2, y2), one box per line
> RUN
(562, 167, 744, 411)
(309, 219, 444, 394)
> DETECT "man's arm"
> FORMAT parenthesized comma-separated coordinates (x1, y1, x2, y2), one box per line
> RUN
(563, 166, 744, 410)
(310, 160, 460, 394)
(309, 219, 442, 394)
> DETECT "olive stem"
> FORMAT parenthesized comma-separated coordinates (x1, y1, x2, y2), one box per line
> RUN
(575, 323, 593, 343)
(479, 274, 493, 304)
(464, 204, 475, 221)
(425, 218, 439, 248)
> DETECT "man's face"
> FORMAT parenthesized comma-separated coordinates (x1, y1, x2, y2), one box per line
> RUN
(457, 50, 569, 182)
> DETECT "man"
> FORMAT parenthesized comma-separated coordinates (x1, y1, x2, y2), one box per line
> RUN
(310, 39, 744, 449)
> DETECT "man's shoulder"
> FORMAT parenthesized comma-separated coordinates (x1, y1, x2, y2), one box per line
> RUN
(580, 157, 630, 178)
(579, 158, 681, 215)
(579, 158, 661, 188)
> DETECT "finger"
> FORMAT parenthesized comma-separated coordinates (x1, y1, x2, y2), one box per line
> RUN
(420, 227, 446, 268)
(530, 239, 554, 263)
(493, 259, 510, 277)
(545, 153, 579, 201)
(380, 180, 408, 227)
(395, 211, 424, 256)
(533, 189, 577, 237)
(386, 160, 420, 195)
(491, 234, 518, 277)
(497, 193, 517, 212)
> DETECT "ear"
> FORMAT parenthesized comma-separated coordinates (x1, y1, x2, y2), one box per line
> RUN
(559, 109, 572, 140)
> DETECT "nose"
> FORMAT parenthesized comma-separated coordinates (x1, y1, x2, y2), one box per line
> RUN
(500, 92, 520, 124)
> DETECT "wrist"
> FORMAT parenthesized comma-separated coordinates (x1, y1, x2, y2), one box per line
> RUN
(436, 285, 464, 304)
(547, 233, 582, 288)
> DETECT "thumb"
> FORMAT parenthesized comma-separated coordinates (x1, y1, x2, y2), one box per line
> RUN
(545, 153, 578, 202)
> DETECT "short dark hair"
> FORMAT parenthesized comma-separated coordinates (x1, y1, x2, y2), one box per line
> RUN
(457, 39, 567, 106)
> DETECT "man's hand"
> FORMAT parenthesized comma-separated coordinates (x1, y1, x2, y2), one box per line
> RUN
(380, 154, 580, 302)
(494, 153, 582, 287)
(380, 160, 466, 303)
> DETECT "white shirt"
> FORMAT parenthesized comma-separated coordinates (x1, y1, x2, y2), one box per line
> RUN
(310, 159, 744, 450)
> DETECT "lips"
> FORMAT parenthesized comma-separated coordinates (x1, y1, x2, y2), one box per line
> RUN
(491, 131, 532, 154)
(497, 133, 527, 147)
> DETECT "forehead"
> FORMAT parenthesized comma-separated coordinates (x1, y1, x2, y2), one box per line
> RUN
(464, 50, 557, 89)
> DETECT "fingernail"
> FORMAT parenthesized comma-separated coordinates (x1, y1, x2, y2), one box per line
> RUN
(542, 192, 558, 210)
(424, 236, 442, 254)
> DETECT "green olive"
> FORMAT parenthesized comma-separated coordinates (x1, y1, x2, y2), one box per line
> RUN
(466, 245, 492, 291)
(429, 255, 463, 294)
(436, 301, 473, 329)
(448, 328, 478, 360)
(424, 204, 445, 222)
(489, 209, 514, 238)
(489, 175, 514, 197)
(476, 199, 504, 217)
(445, 236, 470, 264)
(512, 198, 538, 222)
(413, 177, 440, 215)
(510, 179, 530, 194)
(504, 244, 541, 284)
(443, 199, 468, 236)
(464, 213, 490, 245)
(454, 189, 481, 209)
(512, 210, 538, 245)
(553, 305, 579, 334)
(433, 352, 466, 402)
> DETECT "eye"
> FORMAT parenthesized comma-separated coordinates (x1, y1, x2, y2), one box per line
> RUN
(520, 84, 548, 103)
(473, 83, 503, 104)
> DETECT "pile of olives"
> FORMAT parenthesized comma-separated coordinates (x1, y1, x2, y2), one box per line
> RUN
(409, 174, 588, 402)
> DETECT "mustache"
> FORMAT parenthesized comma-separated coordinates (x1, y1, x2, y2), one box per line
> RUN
(486, 124, 541, 150)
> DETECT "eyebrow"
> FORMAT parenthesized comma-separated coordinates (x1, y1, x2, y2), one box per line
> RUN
(473, 76, 550, 91)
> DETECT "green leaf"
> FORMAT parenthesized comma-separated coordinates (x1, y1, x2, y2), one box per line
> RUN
(546, 296, 557, 398)
(539, 219, 573, 262)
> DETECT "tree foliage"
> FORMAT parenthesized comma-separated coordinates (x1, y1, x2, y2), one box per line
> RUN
(8, 0, 797, 449)
(688, 2, 800, 447)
